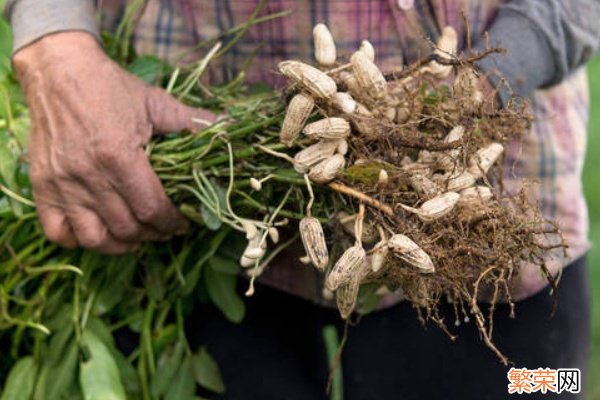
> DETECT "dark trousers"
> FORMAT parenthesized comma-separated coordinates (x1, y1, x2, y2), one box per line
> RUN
(187, 257, 591, 400)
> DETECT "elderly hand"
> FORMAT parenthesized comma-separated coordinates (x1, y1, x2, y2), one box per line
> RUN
(13, 31, 216, 254)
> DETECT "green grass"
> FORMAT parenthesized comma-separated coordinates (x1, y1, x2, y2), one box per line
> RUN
(583, 56, 600, 399)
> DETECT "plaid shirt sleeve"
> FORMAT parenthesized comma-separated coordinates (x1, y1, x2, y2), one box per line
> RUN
(475, 0, 600, 104)
(5, 0, 98, 53)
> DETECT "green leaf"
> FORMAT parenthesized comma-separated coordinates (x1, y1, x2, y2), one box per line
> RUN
(32, 364, 50, 400)
(127, 55, 164, 84)
(182, 228, 230, 297)
(84, 318, 140, 396)
(79, 331, 127, 400)
(44, 340, 80, 400)
(125, 310, 144, 333)
(208, 255, 240, 275)
(0, 134, 18, 188)
(151, 324, 177, 356)
(0, 17, 12, 80)
(192, 348, 225, 394)
(92, 255, 136, 315)
(86, 317, 115, 349)
(46, 323, 74, 366)
(111, 347, 140, 397)
(150, 341, 185, 398)
(204, 267, 245, 323)
(199, 180, 227, 231)
(200, 203, 222, 231)
(215, 233, 247, 261)
(165, 355, 196, 400)
(8, 111, 30, 149)
(145, 259, 166, 302)
(0, 356, 37, 400)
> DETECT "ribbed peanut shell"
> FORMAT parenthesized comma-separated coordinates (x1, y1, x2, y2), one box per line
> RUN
(468, 142, 504, 178)
(402, 162, 432, 177)
(339, 71, 361, 97)
(308, 154, 346, 184)
(458, 186, 493, 207)
(303, 117, 351, 140)
(326, 245, 367, 291)
(381, 106, 396, 121)
(388, 234, 435, 273)
(280, 93, 314, 147)
(293, 139, 340, 173)
(350, 51, 387, 99)
(332, 92, 357, 114)
(351, 103, 377, 138)
(278, 60, 337, 99)
(313, 23, 337, 67)
(299, 217, 329, 271)
(445, 125, 465, 143)
(418, 150, 437, 164)
(336, 139, 349, 155)
(447, 170, 476, 192)
(426, 26, 458, 78)
(395, 106, 411, 124)
(435, 153, 457, 172)
(457, 206, 490, 224)
(435, 26, 458, 57)
(359, 40, 375, 62)
(445, 125, 465, 158)
(409, 174, 441, 198)
(336, 276, 360, 319)
(454, 68, 484, 106)
(416, 191, 460, 222)
(356, 255, 376, 282)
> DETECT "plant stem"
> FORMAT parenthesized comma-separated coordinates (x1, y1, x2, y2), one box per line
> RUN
(327, 182, 395, 217)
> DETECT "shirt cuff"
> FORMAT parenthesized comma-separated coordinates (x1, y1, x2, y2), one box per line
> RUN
(472, 8, 557, 106)
(6, 0, 99, 54)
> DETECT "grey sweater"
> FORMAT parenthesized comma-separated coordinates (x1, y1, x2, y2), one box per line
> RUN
(4, 0, 600, 100)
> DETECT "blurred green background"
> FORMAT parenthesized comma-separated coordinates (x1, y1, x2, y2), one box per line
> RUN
(583, 55, 600, 400)
(0, 0, 598, 396)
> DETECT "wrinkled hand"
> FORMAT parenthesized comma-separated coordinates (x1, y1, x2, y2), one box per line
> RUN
(13, 32, 216, 254)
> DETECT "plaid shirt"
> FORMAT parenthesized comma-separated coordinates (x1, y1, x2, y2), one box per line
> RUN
(99, 0, 590, 305)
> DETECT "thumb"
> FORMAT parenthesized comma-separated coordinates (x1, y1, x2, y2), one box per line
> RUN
(145, 86, 217, 134)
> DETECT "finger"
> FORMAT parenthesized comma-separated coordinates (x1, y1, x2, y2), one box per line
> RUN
(66, 206, 139, 254)
(110, 150, 190, 235)
(37, 205, 78, 248)
(145, 86, 217, 134)
(85, 180, 170, 242)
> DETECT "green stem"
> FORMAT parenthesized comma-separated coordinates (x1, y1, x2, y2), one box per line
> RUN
(25, 264, 83, 276)
(323, 325, 344, 400)
(138, 301, 156, 400)
(143, 301, 157, 376)
(73, 277, 82, 344)
(0, 183, 35, 207)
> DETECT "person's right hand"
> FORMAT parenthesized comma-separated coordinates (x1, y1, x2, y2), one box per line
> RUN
(13, 31, 217, 254)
